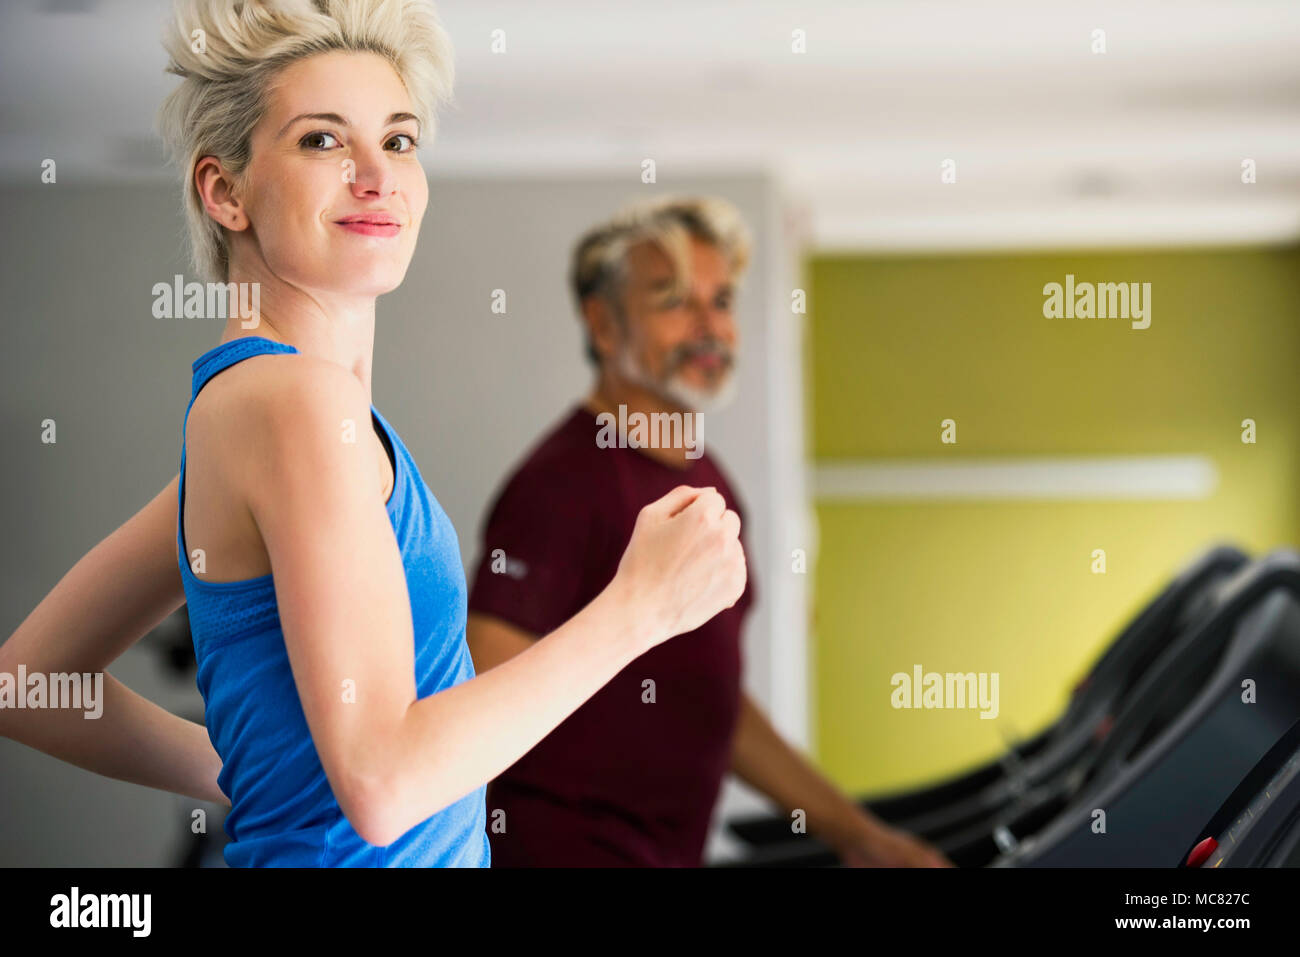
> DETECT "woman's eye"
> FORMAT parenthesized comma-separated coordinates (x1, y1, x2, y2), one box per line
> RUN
(300, 131, 340, 150)
(386, 133, 418, 152)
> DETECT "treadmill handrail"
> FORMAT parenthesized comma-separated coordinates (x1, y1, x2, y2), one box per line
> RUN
(1088, 550, 1300, 779)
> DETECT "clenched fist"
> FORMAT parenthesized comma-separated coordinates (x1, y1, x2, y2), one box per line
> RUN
(610, 485, 748, 653)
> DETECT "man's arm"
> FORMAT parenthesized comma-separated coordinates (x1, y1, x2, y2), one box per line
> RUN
(0, 475, 228, 806)
(467, 615, 951, 867)
(730, 690, 951, 867)
(466, 612, 538, 673)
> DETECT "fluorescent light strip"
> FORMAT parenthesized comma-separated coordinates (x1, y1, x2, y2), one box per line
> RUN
(813, 456, 1219, 501)
(811, 203, 1300, 254)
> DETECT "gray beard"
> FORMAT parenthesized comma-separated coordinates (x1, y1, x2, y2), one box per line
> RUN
(615, 346, 738, 413)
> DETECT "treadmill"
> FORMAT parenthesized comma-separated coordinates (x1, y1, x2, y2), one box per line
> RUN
(991, 552, 1300, 867)
(724, 545, 1249, 862)
(1178, 718, 1300, 868)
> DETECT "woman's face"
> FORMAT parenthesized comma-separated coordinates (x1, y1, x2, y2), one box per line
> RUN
(236, 50, 428, 297)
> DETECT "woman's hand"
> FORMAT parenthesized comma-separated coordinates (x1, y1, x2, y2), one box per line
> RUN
(610, 485, 747, 652)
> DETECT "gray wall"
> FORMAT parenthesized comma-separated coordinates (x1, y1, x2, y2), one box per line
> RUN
(0, 173, 799, 864)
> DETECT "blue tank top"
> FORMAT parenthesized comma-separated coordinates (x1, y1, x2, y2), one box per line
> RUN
(176, 336, 490, 867)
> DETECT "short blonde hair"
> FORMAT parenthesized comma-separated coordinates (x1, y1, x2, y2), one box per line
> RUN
(570, 195, 753, 363)
(156, 0, 455, 281)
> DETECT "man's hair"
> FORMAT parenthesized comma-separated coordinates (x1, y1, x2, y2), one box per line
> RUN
(156, 0, 455, 282)
(569, 196, 753, 365)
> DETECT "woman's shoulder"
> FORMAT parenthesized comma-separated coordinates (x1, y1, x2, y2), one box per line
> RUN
(190, 350, 367, 434)
(186, 350, 377, 502)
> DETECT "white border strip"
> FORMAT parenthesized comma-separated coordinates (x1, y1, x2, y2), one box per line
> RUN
(813, 456, 1219, 501)
(810, 202, 1300, 254)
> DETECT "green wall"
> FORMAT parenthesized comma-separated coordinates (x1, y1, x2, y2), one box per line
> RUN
(807, 245, 1300, 795)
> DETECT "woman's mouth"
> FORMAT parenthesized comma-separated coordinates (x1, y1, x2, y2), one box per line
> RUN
(334, 215, 401, 238)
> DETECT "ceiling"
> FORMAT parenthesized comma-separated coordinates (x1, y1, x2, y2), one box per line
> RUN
(3, 0, 1299, 249)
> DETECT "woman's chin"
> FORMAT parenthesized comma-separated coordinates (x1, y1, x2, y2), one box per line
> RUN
(322, 264, 409, 298)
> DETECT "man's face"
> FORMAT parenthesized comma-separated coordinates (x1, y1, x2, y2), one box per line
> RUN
(608, 236, 738, 411)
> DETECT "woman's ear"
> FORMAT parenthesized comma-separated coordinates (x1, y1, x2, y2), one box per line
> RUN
(194, 156, 250, 233)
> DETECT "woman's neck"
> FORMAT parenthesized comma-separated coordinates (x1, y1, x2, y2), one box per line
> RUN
(219, 261, 378, 403)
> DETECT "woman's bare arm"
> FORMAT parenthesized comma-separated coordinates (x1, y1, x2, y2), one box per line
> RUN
(0, 476, 227, 805)
(243, 358, 745, 846)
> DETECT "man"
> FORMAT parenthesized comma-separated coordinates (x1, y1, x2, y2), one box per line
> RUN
(467, 196, 949, 867)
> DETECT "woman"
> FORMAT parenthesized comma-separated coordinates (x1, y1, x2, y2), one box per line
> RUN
(0, 0, 746, 867)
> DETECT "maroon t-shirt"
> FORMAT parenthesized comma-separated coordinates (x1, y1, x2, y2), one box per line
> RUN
(468, 405, 756, 866)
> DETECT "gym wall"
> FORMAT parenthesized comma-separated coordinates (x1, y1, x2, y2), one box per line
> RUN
(806, 244, 1300, 795)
